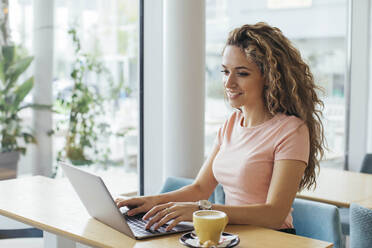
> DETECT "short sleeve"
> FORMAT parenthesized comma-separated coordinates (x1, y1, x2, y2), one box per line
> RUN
(213, 111, 238, 147)
(274, 123, 310, 164)
(213, 120, 228, 147)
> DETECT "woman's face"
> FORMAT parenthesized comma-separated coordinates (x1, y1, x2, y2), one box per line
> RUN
(222, 45, 266, 110)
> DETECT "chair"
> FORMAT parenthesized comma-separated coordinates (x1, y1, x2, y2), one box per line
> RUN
(159, 176, 225, 204)
(292, 198, 343, 248)
(360, 153, 372, 174)
(340, 153, 372, 235)
(350, 203, 372, 248)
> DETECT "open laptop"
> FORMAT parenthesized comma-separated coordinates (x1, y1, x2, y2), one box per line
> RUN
(60, 162, 193, 239)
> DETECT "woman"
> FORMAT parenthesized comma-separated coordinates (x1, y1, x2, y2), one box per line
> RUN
(116, 22, 325, 234)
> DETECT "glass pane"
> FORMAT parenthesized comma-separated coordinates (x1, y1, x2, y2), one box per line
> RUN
(205, 0, 347, 169)
(7, 0, 139, 192)
(53, 0, 139, 183)
(8, 0, 34, 175)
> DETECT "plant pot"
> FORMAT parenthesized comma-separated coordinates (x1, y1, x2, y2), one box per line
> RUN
(0, 151, 20, 180)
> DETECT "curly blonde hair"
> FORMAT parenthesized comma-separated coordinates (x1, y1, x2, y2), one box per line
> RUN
(225, 22, 325, 191)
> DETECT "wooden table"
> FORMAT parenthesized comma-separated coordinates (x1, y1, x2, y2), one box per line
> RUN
(297, 168, 372, 208)
(0, 176, 332, 248)
(354, 198, 372, 209)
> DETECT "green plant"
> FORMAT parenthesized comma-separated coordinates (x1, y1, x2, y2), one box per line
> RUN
(0, 45, 47, 154)
(55, 27, 129, 166)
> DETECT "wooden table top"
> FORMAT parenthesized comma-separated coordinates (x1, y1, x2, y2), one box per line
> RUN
(0, 176, 332, 248)
(354, 198, 372, 209)
(297, 168, 372, 208)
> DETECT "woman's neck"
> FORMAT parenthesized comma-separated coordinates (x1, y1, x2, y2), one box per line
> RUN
(240, 106, 272, 128)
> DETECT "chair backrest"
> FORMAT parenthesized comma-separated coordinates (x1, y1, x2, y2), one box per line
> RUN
(292, 198, 343, 248)
(159, 176, 225, 204)
(360, 153, 372, 174)
(350, 203, 372, 248)
(213, 183, 225, 205)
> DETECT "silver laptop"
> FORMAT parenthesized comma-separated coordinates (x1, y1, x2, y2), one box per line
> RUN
(60, 162, 193, 239)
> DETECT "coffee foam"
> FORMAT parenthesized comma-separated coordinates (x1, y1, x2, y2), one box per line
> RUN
(194, 211, 226, 219)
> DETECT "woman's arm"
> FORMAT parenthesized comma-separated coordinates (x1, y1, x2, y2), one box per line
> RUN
(116, 144, 220, 215)
(213, 159, 306, 229)
(143, 159, 305, 231)
(144, 160, 306, 230)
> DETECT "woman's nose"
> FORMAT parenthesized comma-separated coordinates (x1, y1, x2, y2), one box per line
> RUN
(224, 75, 236, 89)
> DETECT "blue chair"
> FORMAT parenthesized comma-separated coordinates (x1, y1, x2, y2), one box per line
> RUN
(340, 153, 372, 236)
(159, 176, 225, 204)
(360, 153, 372, 174)
(350, 203, 372, 248)
(292, 198, 343, 248)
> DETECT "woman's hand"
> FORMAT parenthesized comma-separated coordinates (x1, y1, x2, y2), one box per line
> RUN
(143, 202, 199, 231)
(115, 196, 159, 216)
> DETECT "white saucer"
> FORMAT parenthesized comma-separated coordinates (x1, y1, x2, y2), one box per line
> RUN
(179, 231, 240, 248)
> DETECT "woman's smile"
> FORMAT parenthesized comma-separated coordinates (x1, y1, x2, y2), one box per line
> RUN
(226, 90, 243, 100)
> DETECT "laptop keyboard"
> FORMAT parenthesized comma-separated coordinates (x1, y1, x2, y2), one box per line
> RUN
(124, 213, 169, 235)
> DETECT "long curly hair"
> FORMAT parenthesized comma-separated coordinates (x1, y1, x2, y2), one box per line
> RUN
(224, 22, 325, 191)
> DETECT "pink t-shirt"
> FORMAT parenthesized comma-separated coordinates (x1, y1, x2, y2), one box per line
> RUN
(212, 111, 310, 229)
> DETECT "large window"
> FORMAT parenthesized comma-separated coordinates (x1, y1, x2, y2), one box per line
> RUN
(205, 0, 347, 169)
(53, 0, 139, 177)
(9, 0, 140, 184)
(8, 0, 34, 175)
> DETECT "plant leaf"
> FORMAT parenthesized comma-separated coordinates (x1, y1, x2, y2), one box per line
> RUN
(2, 46, 16, 71)
(0, 60, 5, 85)
(22, 133, 37, 144)
(5, 56, 34, 92)
(11, 77, 34, 112)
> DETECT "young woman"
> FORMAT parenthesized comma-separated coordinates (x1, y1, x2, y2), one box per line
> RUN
(116, 22, 325, 234)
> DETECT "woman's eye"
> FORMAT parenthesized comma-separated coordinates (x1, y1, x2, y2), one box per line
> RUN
(220, 70, 229, 75)
(237, 72, 249, 76)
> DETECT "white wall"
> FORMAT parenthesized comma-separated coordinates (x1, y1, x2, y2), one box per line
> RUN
(163, 0, 205, 180)
(143, 0, 206, 195)
(143, 0, 164, 195)
(347, 0, 370, 171)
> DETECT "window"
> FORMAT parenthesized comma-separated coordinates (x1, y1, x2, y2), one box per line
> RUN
(53, 0, 139, 178)
(9, 0, 140, 185)
(8, 0, 34, 175)
(205, 0, 347, 169)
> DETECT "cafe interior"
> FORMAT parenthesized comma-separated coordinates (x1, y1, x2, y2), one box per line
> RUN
(0, 0, 371, 247)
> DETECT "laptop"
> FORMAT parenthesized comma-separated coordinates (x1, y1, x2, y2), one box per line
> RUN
(60, 162, 193, 239)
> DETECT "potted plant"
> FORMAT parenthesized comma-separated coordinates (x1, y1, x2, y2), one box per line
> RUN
(0, 45, 49, 179)
(54, 27, 131, 168)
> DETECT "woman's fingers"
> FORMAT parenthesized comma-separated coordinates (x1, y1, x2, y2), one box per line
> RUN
(145, 207, 171, 229)
(143, 202, 173, 220)
(154, 211, 179, 230)
(114, 196, 129, 203)
(127, 205, 147, 216)
(115, 197, 142, 208)
(166, 216, 184, 231)
(143, 202, 197, 230)
(115, 198, 148, 216)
